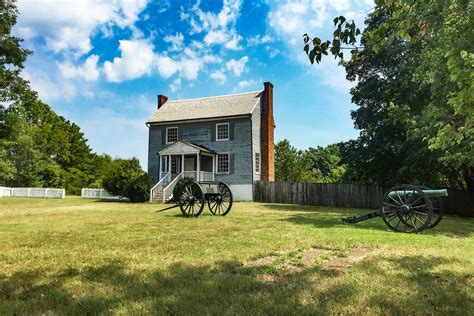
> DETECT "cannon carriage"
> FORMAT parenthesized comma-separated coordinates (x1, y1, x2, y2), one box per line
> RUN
(170, 180, 233, 217)
(342, 184, 447, 233)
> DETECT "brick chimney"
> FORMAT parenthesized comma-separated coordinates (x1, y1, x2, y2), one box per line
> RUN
(261, 82, 275, 181)
(157, 94, 168, 110)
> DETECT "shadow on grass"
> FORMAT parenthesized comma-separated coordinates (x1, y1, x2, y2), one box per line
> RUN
(0, 255, 471, 314)
(261, 203, 474, 237)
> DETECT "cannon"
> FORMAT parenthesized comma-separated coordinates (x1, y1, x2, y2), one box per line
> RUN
(342, 184, 446, 233)
(160, 180, 233, 217)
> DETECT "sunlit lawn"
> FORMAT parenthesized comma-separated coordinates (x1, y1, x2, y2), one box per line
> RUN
(0, 197, 473, 314)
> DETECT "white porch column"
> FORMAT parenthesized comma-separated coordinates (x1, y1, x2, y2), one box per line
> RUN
(212, 155, 215, 180)
(181, 154, 184, 175)
(197, 153, 201, 181)
(168, 154, 172, 177)
(158, 154, 161, 181)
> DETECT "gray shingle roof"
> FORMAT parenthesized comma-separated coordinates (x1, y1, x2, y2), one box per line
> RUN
(147, 90, 262, 124)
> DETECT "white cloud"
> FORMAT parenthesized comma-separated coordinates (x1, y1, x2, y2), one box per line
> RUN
(169, 78, 182, 93)
(15, 0, 149, 57)
(234, 79, 258, 91)
(210, 70, 226, 83)
(22, 69, 78, 102)
(226, 56, 248, 76)
(156, 54, 219, 81)
(57, 55, 100, 81)
(183, 0, 243, 50)
(156, 56, 180, 78)
(247, 34, 273, 46)
(103, 39, 155, 82)
(164, 32, 185, 51)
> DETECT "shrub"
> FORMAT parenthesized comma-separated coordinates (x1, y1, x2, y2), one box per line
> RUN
(126, 173, 154, 203)
(103, 158, 154, 202)
(172, 177, 195, 201)
(103, 158, 143, 197)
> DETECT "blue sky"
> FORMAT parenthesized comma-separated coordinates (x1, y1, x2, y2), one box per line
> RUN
(14, 0, 373, 169)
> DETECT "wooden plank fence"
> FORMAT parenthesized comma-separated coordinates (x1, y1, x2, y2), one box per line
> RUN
(253, 181, 473, 217)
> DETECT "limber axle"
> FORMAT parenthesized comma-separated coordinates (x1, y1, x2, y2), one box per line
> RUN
(341, 209, 381, 224)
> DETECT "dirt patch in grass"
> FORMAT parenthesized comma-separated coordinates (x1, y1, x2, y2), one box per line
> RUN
(321, 248, 368, 271)
(247, 255, 278, 267)
(246, 247, 368, 281)
(300, 248, 330, 267)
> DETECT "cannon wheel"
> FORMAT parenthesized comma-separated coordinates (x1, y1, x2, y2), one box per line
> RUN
(380, 185, 433, 233)
(420, 185, 444, 229)
(207, 182, 233, 216)
(178, 181, 205, 217)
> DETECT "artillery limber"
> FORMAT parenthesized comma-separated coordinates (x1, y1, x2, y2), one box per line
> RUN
(342, 185, 447, 233)
(160, 180, 233, 217)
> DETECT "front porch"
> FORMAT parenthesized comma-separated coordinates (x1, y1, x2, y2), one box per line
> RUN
(150, 141, 217, 202)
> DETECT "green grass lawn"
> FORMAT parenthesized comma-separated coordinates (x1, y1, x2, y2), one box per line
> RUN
(0, 197, 473, 315)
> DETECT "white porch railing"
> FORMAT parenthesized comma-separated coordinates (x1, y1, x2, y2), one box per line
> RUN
(162, 171, 184, 202)
(183, 171, 197, 179)
(200, 171, 214, 181)
(149, 172, 171, 202)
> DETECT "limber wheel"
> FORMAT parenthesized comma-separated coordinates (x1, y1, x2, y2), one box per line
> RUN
(178, 181, 205, 217)
(208, 182, 233, 216)
(380, 185, 433, 233)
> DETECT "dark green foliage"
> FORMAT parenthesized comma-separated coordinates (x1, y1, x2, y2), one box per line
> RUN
(103, 158, 143, 197)
(303, 0, 473, 190)
(275, 140, 346, 183)
(126, 173, 154, 203)
(173, 177, 195, 201)
(102, 158, 153, 203)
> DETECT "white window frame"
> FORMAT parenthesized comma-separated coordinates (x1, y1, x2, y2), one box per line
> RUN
(255, 152, 261, 174)
(166, 126, 178, 144)
(216, 123, 229, 141)
(161, 156, 169, 173)
(216, 153, 230, 174)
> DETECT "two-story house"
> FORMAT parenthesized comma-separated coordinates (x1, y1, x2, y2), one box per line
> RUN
(146, 82, 275, 202)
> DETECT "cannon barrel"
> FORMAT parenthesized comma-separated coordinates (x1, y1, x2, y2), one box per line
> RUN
(388, 189, 448, 199)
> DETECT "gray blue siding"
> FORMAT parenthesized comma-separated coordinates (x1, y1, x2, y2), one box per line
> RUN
(147, 117, 253, 185)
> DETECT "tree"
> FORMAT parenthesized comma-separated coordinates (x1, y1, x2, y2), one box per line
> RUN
(0, 0, 116, 193)
(304, 144, 346, 183)
(303, 0, 473, 190)
(274, 140, 310, 182)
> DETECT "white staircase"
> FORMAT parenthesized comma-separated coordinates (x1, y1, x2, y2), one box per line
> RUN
(149, 172, 184, 203)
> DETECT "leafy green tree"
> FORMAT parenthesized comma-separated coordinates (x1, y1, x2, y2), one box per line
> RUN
(303, 0, 473, 190)
(103, 158, 144, 197)
(304, 144, 346, 183)
(274, 140, 310, 182)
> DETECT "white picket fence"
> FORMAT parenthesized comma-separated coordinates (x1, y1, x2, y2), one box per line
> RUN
(81, 188, 125, 200)
(0, 187, 65, 199)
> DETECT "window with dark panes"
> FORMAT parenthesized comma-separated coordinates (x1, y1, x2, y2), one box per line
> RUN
(217, 153, 230, 173)
(216, 123, 229, 141)
(166, 127, 178, 143)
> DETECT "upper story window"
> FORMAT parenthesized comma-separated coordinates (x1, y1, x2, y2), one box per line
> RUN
(255, 152, 261, 174)
(217, 153, 230, 174)
(166, 127, 178, 143)
(216, 123, 229, 141)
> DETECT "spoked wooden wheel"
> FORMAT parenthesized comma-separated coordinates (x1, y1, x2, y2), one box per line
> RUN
(380, 185, 433, 233)
(207, 182, 233, 216)
(178, 181, 205, 217)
